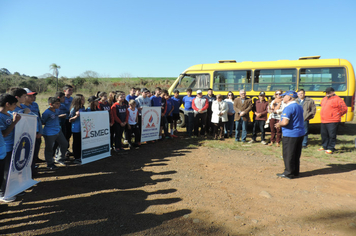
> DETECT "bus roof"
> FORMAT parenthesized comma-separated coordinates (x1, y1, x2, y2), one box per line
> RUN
(183, 58, 352, 72)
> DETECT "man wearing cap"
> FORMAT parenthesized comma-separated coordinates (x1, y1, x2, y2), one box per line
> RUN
(249, 91, 269, 144)
(297, 89, 316, 148)
(192, 90, 209, 137)
(233, 89, 253, 142)
(275, 90, 304, 179)
(23, 88, 43, 175)
(319, 87, 347, 154)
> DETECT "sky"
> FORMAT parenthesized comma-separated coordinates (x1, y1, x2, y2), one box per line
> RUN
(1, 0, 356, 78)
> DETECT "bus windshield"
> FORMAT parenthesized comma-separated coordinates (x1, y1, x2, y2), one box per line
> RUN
(174, 74, 210, 92)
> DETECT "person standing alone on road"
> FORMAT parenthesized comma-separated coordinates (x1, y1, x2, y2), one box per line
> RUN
(275, 91, 304, 179)
(318, 87, 347, 154)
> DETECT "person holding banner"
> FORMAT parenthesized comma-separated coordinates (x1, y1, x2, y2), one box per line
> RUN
(8, 88, 30, 114)
(69, 94, 86, 164)
(0, 94, 22, 202)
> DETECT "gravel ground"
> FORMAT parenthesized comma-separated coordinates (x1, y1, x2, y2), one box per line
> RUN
(1, 134, 356, 236)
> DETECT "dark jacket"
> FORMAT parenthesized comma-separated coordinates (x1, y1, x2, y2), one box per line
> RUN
(253, 99, 269, 121)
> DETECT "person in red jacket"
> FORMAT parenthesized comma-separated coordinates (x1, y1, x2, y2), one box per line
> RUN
(110, 93, 129, 152)
(318, 87, 347, 154)
(192, 90, 209, 137)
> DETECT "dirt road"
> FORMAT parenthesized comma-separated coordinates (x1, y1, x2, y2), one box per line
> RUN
(1, 136, 356, 235)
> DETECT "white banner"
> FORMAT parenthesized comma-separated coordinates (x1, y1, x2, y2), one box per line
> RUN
(80, 111, 110, 165)
(1, 114, 38, 200)
(141, 107, 161, 142)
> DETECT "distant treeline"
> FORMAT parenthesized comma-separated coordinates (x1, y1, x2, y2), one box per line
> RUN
(0, 68, 176, 94)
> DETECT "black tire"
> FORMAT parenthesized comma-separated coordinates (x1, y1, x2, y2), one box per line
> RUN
(177, 111, 185, 128)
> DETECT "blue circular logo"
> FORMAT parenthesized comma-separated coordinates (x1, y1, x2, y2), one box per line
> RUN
(6, 119, 12, 125)
(12, 133, 33, 171)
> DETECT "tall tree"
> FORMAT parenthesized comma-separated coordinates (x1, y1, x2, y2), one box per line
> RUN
(49, 63, 61, 91)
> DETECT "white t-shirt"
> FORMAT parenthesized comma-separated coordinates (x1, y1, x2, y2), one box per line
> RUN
(128, 108, 138, 125)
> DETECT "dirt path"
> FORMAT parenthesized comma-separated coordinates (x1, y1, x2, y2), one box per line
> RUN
(1, 136, 356, 235)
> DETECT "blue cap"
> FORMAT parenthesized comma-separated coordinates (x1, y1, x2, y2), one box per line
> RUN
(281, 90, 298, 98)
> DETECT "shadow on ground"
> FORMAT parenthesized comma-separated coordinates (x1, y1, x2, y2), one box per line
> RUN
(299, 163, 356, 178)
(0, 135, 207, 235)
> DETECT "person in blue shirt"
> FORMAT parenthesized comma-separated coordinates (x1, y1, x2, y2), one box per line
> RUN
(42, 97, 68, 169)
(125, 87, 137, 102)
(63, 85, 74, 156)
(164, 92, 175, 137)
(171, 90, 182, 135)
(150, 87, 162, 107)
(52, 91, 68, 162)
(0, 94, 21, 202)
(23, 88, 43, 176)
(275, 90, 305, 179)
(69, 94, 86, 164)
(8, 88, 30, 114)
(182, 88, 195, 138)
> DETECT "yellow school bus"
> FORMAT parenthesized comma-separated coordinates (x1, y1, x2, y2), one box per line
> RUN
(168, 56, 355, 124)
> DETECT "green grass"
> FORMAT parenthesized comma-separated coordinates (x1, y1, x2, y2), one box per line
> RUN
(198, 118, 356, 165)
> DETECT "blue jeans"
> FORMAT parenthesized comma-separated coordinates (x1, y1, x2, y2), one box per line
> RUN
(235, 118, 248, 141)
(302, 120, 309, 147)
(225, 114, 234, 135)
(184, 112, 194, 137)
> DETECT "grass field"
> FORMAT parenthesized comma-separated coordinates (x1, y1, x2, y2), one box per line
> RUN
(200, 118, 356, 165)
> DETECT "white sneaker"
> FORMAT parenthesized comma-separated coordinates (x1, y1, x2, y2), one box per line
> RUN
(1, 196, 16, 202)
(248, 140, 256, 144)
(261, 141, 267, 145)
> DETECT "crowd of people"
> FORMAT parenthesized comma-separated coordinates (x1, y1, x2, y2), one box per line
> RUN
(0, 85, 348, 202)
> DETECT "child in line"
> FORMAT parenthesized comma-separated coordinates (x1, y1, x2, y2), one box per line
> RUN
(63, 85, 74, 156)
(8, 88, 30, 114)
(42, 97, 68, 169)
(107, 91, 116, 107)
(164, 92, 175, 137)
(69, 94, 86, 164)
(126, 87, 137, 102)
(135, 88, 151, 145)
(53, 91, 68, 160)
(23, 88, 43, 175)
(97, 91, 114, 149)
(110, 93, 129, 152)
(127, 100, 139, 149)
(0, 94, 21, 202)
(86, 96, 99, 112)
(160, 90, 170, 139)
(97, 92, 111, 111)
(171, 89, 182, 135)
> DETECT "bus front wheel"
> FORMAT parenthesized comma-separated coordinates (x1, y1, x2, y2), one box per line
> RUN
(177, 111, 185, 128)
